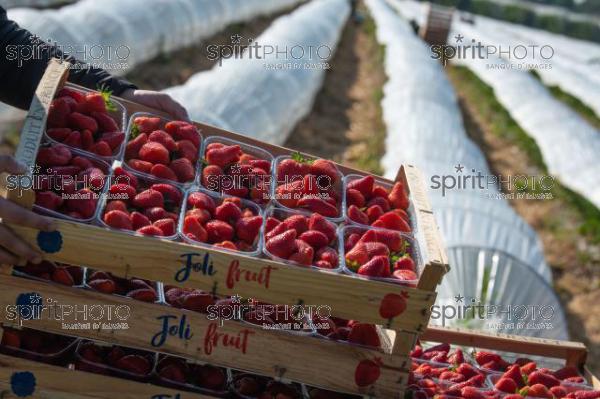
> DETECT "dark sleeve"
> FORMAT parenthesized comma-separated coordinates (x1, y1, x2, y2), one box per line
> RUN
(0, 6, 137, 110)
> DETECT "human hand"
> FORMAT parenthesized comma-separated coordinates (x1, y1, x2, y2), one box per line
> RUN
(120, 89, 190, 121)
(0, 156, 56, 265)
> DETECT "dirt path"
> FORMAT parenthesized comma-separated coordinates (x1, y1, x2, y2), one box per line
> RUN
(447, 65, 600, 374)
(284, 4, 387, 175)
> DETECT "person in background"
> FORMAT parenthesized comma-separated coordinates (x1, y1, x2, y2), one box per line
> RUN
(0, 6, 189, 265)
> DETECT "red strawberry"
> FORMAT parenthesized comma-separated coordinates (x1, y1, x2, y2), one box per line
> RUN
(35, 191, 63, 210)
(206, 220, 235, 243)
(150, 164, 178, 181)
(308, 213, 336, 242)
(134, 116, 162, 134)
(183, 215, 208, 242)
(63, 130, 82, 148)
(145, 207, 167, 222)
(346, 188, 366, 208)
(460, 387, 485, 399)
(394, 256, 415, 271)
(186, 208, 211, 224)
(47, 97, 71, 128)
(289, 239, 314, 265)
(282, 214, 309, 234)
(137, 225, 164, 236)
(51, 268, 75, 286)
(109, 184, 136, 201)
(277, 159, 309, 181)
(57, 87, 84, 103)
(373, 211, 411, 232)
(133, 189, 164, 209)
(265, 229, 297, 259)
(364, 242, 390, 257)
(66, 188, 96, 218)
(456, 363, 481, 379)
(298, 230, 329, 248)
(367, 196, 390, 212)
(176, 139, 198, 163)
(309, 159, 339, 184)
(235, 216, 263, 244)
(348, 323, 381, 347)
(165, 121, 200, 148)
(37, 145, 72, 166)
(100, 131, 125, 150)
(388, 182, 409, 209)
(297, 197, 338, 217)
(151, 183, 182, 205)
(316, 246, 338, 266)
(154, 218, 176, 236)
(379, 293, 407, 319)
(520, 361, 537, 375)
(82, 93, 107, 114)
(79, 129, 93, 150)
(502, 365, 525, 387)
(89, 278, 116, 294)
(68, 112, 98, 133)
(359, 229, 403, 252)
(214, 240, 237, 250)
(139, 142, 170, 165)
(197, 366, 226, 390)
(553, 366, 579, 380)
(393, 269, 417, 281)
(148, 130, 177, 151)
(214, 201, 242, 222)
(188, 192, 216, 213)
(206, 144, 241, 167)
(104, 210, 132, 229)
(127, 288, 157, 302)
(201, 164, 224, 190)
(91, 111, 118, 132)
(130, 211, 151, 230)
(125, 133, 148, 159)
(90, 140, 112, 156)
(474, 351, 502, 366)
(115, 355, 151, 375)
(348, 175, 374, 198)
(345, 243, 369, 270)
(47, 127, 71, 142)
(249, 159, 271, 172)
(344, 233, 360, 251)
(528, 371, 560, 388)
(358, 255, 390, 277)
(371, 185, 389, 198)
(265, 217, 281, 233)
(159, 364, 186, 383)
(527, 384, 552, 398)
(549, 386, 567, 398)
(348, 205, 369, 225)
(105, 200, 127, 213)
(170, 158, 195, 183)
(126, 160, 152, 175)
(275, 180, 303, 208)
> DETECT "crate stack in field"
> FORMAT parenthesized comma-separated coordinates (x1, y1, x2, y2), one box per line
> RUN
(0, 57, 449, 398)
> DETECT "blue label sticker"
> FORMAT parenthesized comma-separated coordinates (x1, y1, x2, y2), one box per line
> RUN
(16, 292, 43, 320)
(37, 230, 62, 253)
(10, 371, 36, 397)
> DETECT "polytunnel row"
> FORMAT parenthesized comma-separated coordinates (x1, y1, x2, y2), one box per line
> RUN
(367, 0, 568, 340)
(163, 0, 350, 144)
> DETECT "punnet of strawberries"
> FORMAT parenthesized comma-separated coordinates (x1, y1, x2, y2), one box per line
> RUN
(274, 153, 342, 219)
(232, 372, 303, 399)
(181, 190, 263, 252)
(343, 226, 418, 283)
(0, 326, 76, 364)
(76, 340, 154, 381)
(344, 174, 411, 232)
(201, 138, 273, 204)
(124, 114, 201, 184)
(34, 144, 109, 220)
(13, 260, 84, 286)
(163, 285, 217, 313)
(312, 316, 382, 349)
(156, 354, 228, 393)
(263, 208, 339, 269)
(47, 87, 125, 157)
(102, 166, 182, 237)
(85, 270, 158, 303)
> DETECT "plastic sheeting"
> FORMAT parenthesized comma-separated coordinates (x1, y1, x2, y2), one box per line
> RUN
(0, 0, 74, 8)
(163, 0, 350, 144)
(367, 0, 552, 282)
(432, 246, 569, 340)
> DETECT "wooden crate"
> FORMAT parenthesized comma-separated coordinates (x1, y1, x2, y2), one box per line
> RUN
(420, 326, 600, 389)
(419, 3, 454, 47)
(0, 59, 449, 398)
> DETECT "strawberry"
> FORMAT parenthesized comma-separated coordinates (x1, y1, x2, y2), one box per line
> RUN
(145, 206, 166, 222)
(393, 269, 418, 281)
(316, 246, 338, 266)
(125, 133, 148, 159)
(206, 220, 235, 242)
(265, 217, 281, 233)
(154, 218, 176, 236)
(348, 175, 374, 198)
(89, 278, 116, 294)
(309, 159, 339, 184)
(372, 211, 411, 232)
(460, 387, 485, 399)
(502, 365, 525, 387)
(100, 131, 125, 151)
(379, 293, 407, 319)
(139, 141, 169, 165)
(65, 188, 97, 218)
(277, 158, 309, 182)
(51, 268, 75, 286)
(63, 130, 83, 148)
(344, 233, 360, 251)
(134, 116, 162, 134)
(348, 205, 369, 225)
(346, 188, 366, 208)
(151, 183, 182, 205)
(170, 158, 195, 182)
(47, 127, 71, 142)
(165, 121, 200, 148)
(159, 363, 187, 383)
(58, 88, 85, 103)
(371, 185, 389, 198)
(133, 189, 164, 209)
(297, 197, 338, 217)
(104, 210, 133, 230)
(90, 140, 112, 156)
(345, 244, 369, 270)
(553, 366, 579, 380)
(520, 361, 537, 375)
(394, 256, 415, 271)
(528, 371, 560, 388)
(214, 201, 242, 222)
(456, 363, 481, 380)
(48, 97, 71, 128)
(265, 229, 297, 259)
(358, 255, 390, 277)
(112, 166, 138, 188)
(214, 241, 237, 250)
(235, 216, 263, 244)
(298, 230, 329, 248)
(202, 164, 224, 189)
(363, 242, 390, 257)
(275, 180, 303, 208)
(197, 366, 226, 390)
(137, 225, 164, 236)
(109, 184, 136, 201)
(495, 377, 518, 393)
(308, 213, 336, 242)
(91, 111, 118, 132)
(249, 159, 271, 172)
(388, 182, 409, 210)
(128, 159, 153, 173)
(176, 139, 198, 162)
(188, 192, 216, 213)
(183, 216, 207, 242)
(150, 164, 178, 181)
(549, 386, 568, 398)
(282, 214, 309, 234)
(449, 348, 465, 365)
(148, 130, 177, 151)
(359, 229, 403, 252)
(115, 355, 151, 375)
(1, 329, 20, 348)
(474, 351, 502, 366)
(186, 208, 211, 224)
(68, 112, 98, 133)
(527, 384, 553, 398)
(206, 144, 241, 167)
(367, 196, 390, 212)
(348, 323, 381, 347)
(35, 191, 63, 210)
(82, 92, 107, 114)
(127, 288, 157, 302)
(289, 239, 314, 265)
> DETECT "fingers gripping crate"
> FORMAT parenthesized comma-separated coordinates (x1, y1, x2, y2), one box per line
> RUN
(0, 59, 450, 398)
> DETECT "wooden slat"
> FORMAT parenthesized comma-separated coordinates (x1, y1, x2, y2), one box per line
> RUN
(0, 274, 408, 397)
